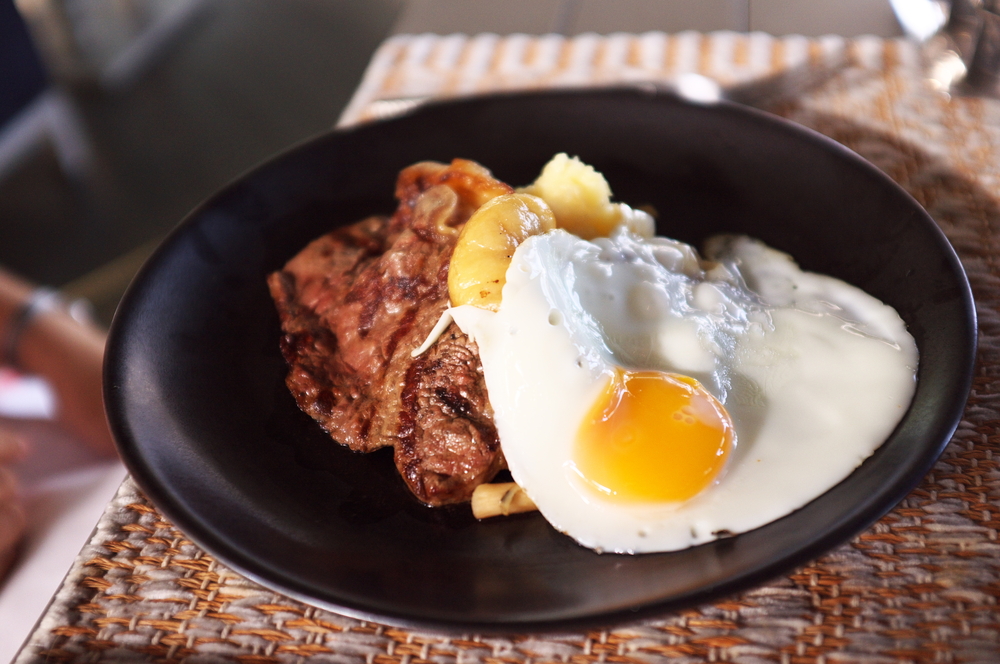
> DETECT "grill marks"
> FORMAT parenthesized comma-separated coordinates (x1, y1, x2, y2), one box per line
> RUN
(267, 160, 510, 505)
(396, 328, 503, 505)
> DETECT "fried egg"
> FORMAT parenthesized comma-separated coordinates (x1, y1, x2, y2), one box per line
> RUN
(450, 228, 917, 554)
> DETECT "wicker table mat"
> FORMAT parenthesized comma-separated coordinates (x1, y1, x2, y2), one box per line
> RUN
(15, 31, 1000, 663)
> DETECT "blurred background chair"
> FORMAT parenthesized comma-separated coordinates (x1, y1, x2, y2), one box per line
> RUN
(0, 0, 91, 185)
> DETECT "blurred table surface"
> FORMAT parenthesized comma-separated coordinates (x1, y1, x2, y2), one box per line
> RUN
(12, 29, 1000, 663)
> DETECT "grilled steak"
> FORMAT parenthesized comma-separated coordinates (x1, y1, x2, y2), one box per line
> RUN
(268, 159, 511, 505)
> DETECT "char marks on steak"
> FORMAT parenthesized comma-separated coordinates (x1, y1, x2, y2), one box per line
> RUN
(268, 160, 511, 506)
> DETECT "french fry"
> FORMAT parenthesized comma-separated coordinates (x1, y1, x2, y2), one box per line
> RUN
(471, 482, 538, 519)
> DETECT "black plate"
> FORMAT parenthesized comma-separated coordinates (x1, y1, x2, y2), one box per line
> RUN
(105, 88, 976, 633)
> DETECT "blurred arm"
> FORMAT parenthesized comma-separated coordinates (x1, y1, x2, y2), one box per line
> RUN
(0, 269, 115, 456)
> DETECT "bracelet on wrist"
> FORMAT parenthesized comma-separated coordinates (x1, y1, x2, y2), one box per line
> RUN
(2, 287, 63, 370)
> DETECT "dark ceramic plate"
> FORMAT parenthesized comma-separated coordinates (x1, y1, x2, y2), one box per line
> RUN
(105, 88, 975, 633)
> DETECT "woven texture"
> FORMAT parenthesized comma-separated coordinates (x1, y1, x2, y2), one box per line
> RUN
(16, 32, 1000, 663)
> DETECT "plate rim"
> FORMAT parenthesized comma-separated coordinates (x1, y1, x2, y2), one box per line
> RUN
(104, 86, 978, 633)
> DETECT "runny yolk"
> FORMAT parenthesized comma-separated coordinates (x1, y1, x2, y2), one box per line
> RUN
(574, 369, 734, 503)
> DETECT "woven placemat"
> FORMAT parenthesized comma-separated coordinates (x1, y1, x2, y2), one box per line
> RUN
(15, 32, 1000, 663)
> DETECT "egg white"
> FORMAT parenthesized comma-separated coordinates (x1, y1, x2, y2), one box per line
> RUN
(451, 229, 918, 554)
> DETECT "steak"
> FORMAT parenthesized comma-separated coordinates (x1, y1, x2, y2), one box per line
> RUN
(268, 159, 511, 505)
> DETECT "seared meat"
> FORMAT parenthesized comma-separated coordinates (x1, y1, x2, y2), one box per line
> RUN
(396, 324, 501, 505)
(268, 159, 511, 505)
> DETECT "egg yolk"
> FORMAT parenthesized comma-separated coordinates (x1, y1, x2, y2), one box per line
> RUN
(574, 369, 734, 503)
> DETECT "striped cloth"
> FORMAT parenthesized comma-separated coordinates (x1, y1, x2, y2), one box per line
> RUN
(339, 31, 894, 124)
